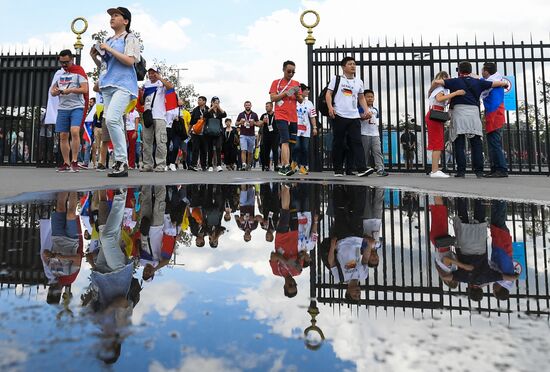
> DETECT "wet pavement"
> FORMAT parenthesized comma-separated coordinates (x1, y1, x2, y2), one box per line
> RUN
(0, 182, 549, 371)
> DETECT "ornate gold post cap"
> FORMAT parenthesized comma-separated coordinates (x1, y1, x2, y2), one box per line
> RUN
(71, 17, 88, 52)
(300, 10, 320, 45)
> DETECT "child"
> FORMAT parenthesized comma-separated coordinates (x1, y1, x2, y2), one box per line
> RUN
(293, 84, 317, 175)
(360, 89, 387, 176)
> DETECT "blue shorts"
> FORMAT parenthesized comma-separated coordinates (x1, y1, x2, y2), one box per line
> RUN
(276, 120, 297, 145)
(240, 135, 256, 153)
(51, 211, 79, 239)
(56, 108, 84, 133)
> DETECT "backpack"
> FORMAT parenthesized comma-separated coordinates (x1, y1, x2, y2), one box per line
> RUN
(317, 75, 341, 116)
(123, 33, 147, 81)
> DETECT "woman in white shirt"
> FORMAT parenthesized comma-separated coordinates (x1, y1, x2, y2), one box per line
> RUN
(426, 71, 465, 178)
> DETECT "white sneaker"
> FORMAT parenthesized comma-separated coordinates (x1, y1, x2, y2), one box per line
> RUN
(169, 163, 177, 172)
(430, 170, 450, 178)
(242, 163, 247, 171)
(208, 166, 214, 172)
(216, 165, 223, 172)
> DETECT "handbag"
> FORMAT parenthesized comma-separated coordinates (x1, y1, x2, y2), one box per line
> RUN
(192, 118, 205, 135)
(204, 118, 222, 137)
(142, 89, 157, 128)
(429, 108, 450, 122)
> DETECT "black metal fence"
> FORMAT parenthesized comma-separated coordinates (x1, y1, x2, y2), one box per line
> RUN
(310, 38, 550, 175)
(0, 52, 60, 166)
(315, 185, 550, 318)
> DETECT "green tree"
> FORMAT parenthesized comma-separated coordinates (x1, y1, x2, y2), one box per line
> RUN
(151, 58, 198, 110)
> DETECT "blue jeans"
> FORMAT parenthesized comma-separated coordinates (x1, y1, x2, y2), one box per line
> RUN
(292, 136, 310, 166)
(454, 134, 483, 174)
(102, 87, 130, 164)
(135, 142, 142, 165)
(486, 129, 508, 173)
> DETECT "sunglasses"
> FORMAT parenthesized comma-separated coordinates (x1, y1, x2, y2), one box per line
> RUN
(59, 60, 71, 66)
(286, 70, 295, 74)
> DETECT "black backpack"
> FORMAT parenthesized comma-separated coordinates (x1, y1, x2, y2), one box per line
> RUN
(123, 33, 147, 81)
(317, 75, 341, 116)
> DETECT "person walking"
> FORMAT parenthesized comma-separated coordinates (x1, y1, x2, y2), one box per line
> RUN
(189, 96, 209, 171)
(293, 84, 317, 175)
(259, 102, 279, 171)
(222, 118, 238, 170)
(203, 96, 227, 172)
(90, 7, 141, 177)
(236, 101, 260, 171)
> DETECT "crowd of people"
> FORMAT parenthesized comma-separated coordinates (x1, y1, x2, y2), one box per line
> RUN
(43, 7, 511, 179)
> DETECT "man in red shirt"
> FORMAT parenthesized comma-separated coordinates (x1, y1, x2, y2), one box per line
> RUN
(269, 60, 303, 176)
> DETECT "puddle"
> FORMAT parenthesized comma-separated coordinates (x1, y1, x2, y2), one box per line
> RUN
(0, 183, 549, 371)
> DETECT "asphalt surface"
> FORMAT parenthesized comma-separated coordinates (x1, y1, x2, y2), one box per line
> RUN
(0, 166, 548, 204)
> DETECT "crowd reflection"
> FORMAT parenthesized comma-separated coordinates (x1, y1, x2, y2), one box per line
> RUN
(1, 182, 540, 364)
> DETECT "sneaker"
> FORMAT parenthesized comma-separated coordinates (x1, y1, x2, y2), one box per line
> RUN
(154, 165, 166, 172)
(216, 165, 223, 172)
(242, 163, 247, 171)
(189, 165, 198, 172)
(430, 170, 450, 178)
(299, 166, 309, 175)
(70, 162, 80, 173)
(334, 172, 344, 177)
(108, 161, 128, 177)
(169, 163, 177, 172)
(357, 168, 375, 177)
(345, 171, 356, 176)
(483, 171, 508, 178)
(376, 169, 389, 177)
(140, 164, 153, 172)
(278, 165, 289, 176)
(290, 161, 297, 172)
(77, 162, 88, 170)
(283, 166, 295, 176)
(56, 163, 71, 173)
(208, 166, 214, 172)
(454, 172, 465, 178)
(96, 163, 106, 172)
(475, 173, 484, 179)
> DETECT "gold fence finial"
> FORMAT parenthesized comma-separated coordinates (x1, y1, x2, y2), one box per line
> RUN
(71, 17, 88, 53)
(300, 10, 320, 45)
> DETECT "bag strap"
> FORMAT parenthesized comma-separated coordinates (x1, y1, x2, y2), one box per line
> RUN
(150, 89, 158, 108)
(331, 75, 341, 104)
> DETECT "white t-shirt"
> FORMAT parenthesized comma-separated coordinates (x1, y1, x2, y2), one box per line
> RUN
(363, 218, 381, 241)
(330, 237, 369, 282)
(165, 107, 180, 129)
(140, 225, 163, 266)
(144, 80, 166, 121)
(125, 110, 139, 131)
(297, 212, 316, 252)
(429, 87, 450, 108)
(297, 100, 317, 137)
(360, 106, 379, 136)
(328, 75, 364, 119)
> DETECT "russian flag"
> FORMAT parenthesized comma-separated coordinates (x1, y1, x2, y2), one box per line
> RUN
(165, 88, 178, 111)
(481, 73, 506, 133)
(66, 64, 89, 128)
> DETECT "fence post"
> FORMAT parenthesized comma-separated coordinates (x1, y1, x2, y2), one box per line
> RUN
(300, 10, 320, 171)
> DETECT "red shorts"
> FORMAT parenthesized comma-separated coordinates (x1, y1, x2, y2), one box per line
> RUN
(425, 112, 444, 151)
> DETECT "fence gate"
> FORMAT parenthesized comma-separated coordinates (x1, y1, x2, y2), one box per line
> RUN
(310, 39, 550, 175)
(0, 52, 60, 166)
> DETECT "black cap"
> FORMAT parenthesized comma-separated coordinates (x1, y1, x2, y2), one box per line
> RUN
(107, 7, 131, 21)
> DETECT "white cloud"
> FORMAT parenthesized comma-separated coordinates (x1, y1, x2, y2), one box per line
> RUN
(149, 354, 240, 372)
(132, 279, 187, 323)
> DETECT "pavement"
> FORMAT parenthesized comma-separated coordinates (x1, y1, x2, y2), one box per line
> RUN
(0, 166, 549, 204)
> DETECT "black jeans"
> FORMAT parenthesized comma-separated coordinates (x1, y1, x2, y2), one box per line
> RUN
(191, 134, 207, 169)
(166, 127, 182, 165)
(454, 134, 484, 174)
(261, 132, 279, 169)
(207, 135, 222, 167)
(332, 116, 366, 173)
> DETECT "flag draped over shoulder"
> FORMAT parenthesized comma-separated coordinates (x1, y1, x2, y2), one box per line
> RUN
(165, 88, 178, 111)
(66, 64, 89, 127)
(481, 72, 506, 133)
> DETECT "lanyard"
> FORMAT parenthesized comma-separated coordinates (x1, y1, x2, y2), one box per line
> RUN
(267, 113, 274, 127)
(277, 79, 292, 94)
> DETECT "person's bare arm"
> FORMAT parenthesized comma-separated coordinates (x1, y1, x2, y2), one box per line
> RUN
(434, 90, 465, 102)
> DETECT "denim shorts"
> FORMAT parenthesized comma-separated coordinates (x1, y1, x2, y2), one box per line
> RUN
(55, 108, 84, 133)
(240, 135, 256, 153)
(276, 120, 297, 144)
(51, 211, 79, 238)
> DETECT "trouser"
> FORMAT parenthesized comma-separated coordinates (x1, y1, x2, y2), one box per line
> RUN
(207, 135, 222, 167)
(454, 134, 483, 174)
(456, 197, 486, 224)
(486, 129, 508, 173)
(363, 187, 384, 219)
(166, 127, 182, 165)
(222, 141, 237, 166)
(332, 185, 365, 239)
(361, 135, 384, 170)
(143, 119, 167, 169)
(102, 87, 130, 164)
(96, 191, 127, 272)
(141, 185, 166, 226)
(292, 136, 310, 167)
(191, 134, 207, 168)
(261, 132, 279, 169)
(332, 116, 366, 173)
(127, 130, 137, 168)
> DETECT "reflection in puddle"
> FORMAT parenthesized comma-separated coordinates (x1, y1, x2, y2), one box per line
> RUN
(0, 183, 549, 370)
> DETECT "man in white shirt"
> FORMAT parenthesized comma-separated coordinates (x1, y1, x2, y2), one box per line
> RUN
(140, 66, 174, 172)
(326, 56, 374, 177)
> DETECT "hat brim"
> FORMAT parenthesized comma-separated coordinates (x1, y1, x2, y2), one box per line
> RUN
(107, 8, 123, 16)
